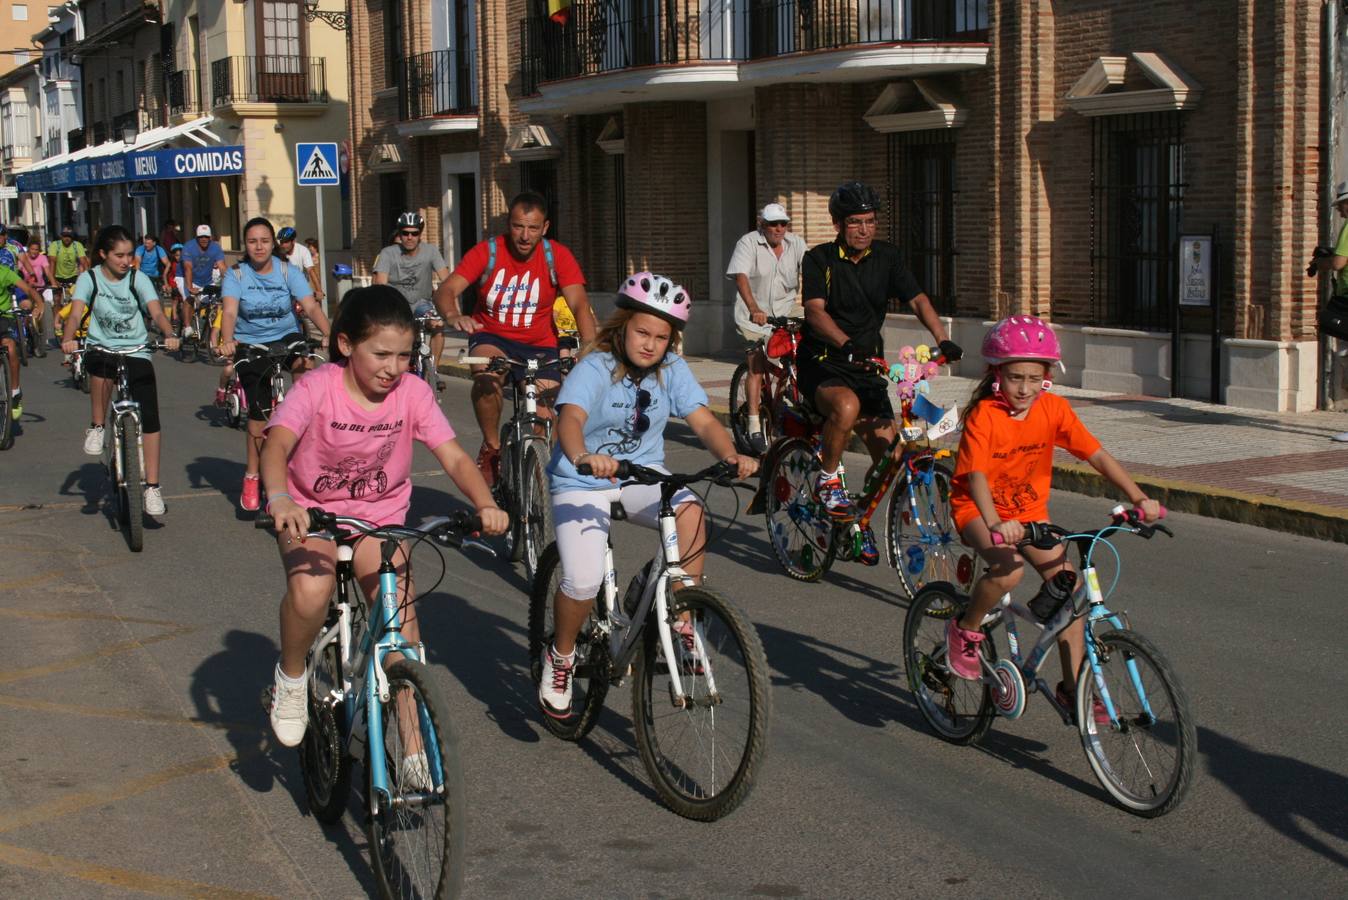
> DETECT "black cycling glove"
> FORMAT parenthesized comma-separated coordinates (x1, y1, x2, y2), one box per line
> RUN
(938, 339, 964, 363)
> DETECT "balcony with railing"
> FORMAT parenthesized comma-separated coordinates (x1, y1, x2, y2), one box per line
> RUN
(521, 0, 989, 110)
(399, 47, 477, 124)
(167, 68, 202, 118)
(211, 56, 328, 107)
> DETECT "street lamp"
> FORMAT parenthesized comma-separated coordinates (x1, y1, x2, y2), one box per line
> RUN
(302, 0, 348, 30)
(121, 123, 136, 145)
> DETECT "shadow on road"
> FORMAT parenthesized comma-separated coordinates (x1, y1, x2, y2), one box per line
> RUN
(185, 455, 250, 518)
(59, 462, 110, 517)
(1199, 727, 1347, 868)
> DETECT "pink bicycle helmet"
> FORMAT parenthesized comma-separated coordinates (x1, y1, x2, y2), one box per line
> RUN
(616, 271, 691, 330)
(982, 315, 1061, 366)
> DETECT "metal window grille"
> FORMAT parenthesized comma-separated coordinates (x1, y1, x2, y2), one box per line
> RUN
(888, 130, 957, 315)
(1090, 112, 1187, 330)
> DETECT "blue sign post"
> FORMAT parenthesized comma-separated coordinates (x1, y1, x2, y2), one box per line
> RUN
(296, 142, 340, 317)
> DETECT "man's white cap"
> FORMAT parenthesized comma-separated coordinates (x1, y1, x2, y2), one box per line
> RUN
(759, 203, 790, 223)
(196, 224, 212, 237)
(1335, 182, 1348, 205)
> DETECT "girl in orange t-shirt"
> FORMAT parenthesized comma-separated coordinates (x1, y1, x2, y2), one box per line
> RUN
(945, 316, 1160, 712)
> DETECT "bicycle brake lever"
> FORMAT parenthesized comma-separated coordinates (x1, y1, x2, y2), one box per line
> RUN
(461, 537, 497, 558)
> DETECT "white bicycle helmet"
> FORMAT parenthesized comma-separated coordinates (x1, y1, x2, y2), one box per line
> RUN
(615, 271, 691, 330)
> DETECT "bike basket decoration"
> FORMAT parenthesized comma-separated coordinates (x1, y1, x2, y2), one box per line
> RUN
(766, 328, 794, 359)
(887, 345, 960, 440)
(1321, 294, 1348, 342)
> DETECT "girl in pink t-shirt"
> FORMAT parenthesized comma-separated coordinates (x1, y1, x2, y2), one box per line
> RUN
(259, 285, 509, 749)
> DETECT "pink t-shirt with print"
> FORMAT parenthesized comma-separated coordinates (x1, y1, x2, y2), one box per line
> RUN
(267, 362, 455, 525)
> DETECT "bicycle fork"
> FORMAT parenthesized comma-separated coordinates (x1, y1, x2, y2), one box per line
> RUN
(654, 511, 715, 709)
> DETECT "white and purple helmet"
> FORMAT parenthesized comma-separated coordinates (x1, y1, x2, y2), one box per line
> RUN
(616, 271, 691, 330)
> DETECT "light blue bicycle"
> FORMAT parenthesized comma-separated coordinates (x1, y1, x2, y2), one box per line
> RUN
(278, 508, 493, 899)
(903, 507, 1196, 817)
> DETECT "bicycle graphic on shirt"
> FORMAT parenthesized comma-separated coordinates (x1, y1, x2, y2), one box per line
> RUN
(312, 440, 395, 499)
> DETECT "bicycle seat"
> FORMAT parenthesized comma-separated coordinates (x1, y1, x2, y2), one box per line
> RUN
(610, 501, 627, 521)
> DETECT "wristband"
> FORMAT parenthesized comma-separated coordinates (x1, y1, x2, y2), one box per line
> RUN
(572, 452, 589, 468)
(265, 492, 293, 512)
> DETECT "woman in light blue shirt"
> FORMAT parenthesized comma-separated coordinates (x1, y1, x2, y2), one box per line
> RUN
(219, 216, 330, 513)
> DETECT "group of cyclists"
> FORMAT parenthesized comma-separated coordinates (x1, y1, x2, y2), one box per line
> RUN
(2, 180, 1162, 777)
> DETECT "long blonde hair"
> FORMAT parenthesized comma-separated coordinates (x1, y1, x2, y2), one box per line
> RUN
(580, 307, 683, 384)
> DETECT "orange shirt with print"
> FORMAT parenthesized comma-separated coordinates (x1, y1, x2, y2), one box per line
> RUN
(950, 392, 1102, 532)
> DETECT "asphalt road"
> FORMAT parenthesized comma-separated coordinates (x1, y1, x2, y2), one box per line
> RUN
(0, 351, 1345, 898)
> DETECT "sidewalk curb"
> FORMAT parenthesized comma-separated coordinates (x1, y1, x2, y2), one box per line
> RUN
(437, 360, 1348, 544)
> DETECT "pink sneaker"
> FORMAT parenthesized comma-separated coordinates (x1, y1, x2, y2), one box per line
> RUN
(241, 473, 261, 512)
(214, 387, 227, 407)
(1056, 682, 1112, 728)
(944, 617, 985, 680)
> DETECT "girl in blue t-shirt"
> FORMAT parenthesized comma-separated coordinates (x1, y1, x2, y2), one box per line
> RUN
(219, 216, 331, 514)
(538, 272, 757, 720)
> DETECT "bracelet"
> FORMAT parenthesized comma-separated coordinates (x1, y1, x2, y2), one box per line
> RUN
(265, 492, 293, 512)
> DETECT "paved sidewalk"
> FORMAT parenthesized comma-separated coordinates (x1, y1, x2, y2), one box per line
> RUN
(437, 335, 1348, 543)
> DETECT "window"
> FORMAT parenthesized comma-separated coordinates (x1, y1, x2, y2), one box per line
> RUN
(384, 0, 402, 90)
(12, 5, 27, 21)
(12, 51, 28, 64)
(379, 173, 408, 245)
(519, 160, 559, 240)
(1090, 112, 1187, 330)
(888, 131, 958, 315)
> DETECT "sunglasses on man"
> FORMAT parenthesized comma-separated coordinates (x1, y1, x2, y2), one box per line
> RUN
(399, 230, 421, 237)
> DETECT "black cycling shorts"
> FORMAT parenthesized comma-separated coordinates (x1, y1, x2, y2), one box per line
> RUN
(467, 331, 563, 385)
(797, 351, 894, 422)
(236, 332, 304, 422)
(85, 350, 162, 434)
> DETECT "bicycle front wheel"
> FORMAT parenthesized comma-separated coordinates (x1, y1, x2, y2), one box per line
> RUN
(632, 587, 771, 821)
(366, 659, 465, 900)
(119, 419, 145, 553)
(886, 460, 980, 599)
(1077, 629, 1196, 817)
(519, 439, 553, 583)
(902, 585, 994, 745)
(0, 357, 13, 450)
(763, 437, 837, 582)
(527, 542, 610, 742)
(300, 635, 351, 824)
(498, 438, 524, 563)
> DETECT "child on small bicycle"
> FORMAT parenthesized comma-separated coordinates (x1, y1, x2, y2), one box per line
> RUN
(539, 272, 758, 719)
(946, 316, 1159, 715)
(261, 284, 508, 748)
(60, 225, 180, 515)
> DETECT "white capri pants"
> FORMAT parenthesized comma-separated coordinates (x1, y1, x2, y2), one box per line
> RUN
(553, 479, 700, 600)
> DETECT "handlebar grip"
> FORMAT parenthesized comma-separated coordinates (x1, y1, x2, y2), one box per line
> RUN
(990, 531, 1005, 546)
(1110, 503, 1167, 522)
(576, 460, 632, 478)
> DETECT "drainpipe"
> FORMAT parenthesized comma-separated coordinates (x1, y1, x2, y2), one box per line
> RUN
(1322, 1, 1337, 410)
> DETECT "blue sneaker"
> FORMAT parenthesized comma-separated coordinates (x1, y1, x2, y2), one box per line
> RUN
(857, 526, 879, 566)
(814, 470, 855, 521)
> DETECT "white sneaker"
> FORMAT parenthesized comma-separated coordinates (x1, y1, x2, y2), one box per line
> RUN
(399, 751, 432, 791)
(269, 665, 309, 747)
(83, 425, 104, 456)
(538, 645, 575, 719)
(1333, 431, 1348, 443)
(181, 325, 195, 339)
(143, 486, 166, 516)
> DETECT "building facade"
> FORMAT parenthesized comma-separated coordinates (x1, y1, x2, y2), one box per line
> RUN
(346, 0, 1335, 412)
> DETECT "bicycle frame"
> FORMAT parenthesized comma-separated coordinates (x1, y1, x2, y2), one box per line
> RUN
(90, 345, 147, 492)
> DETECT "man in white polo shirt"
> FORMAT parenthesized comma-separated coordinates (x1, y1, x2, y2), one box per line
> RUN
(726, 202, 807, 454)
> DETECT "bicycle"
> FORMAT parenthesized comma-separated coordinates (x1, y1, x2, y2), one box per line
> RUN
(232, 337, 325, 420)
(0, 335, 13, 450)
(180, 284, 220, 362)
(760, 350, 979, 598)
(528, 460, 772, 821)
(86, 340, 164, 552)
(277, 507, 493, 899)
(729, 316, 803, 455)
(14, 304, 37, 366)
(411, 310, 446, 394)
(903, 508, 1196, 817)
(459, 351, 571, 583)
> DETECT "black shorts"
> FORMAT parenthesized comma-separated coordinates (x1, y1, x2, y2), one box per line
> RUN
(468, 331, 563, 384)
(797, 351, 894, 421)
(236, 333, 305, 421)
(85, 350, 162, 434)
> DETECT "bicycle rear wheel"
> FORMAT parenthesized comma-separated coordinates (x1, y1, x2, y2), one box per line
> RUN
(518, 439, 552, 583)
(527, 542, 610, 741)
(0, 357, 13, 450)
(886, 460, 980, 599)
(366, 659, 465, 900)
(15, 319, 27, 367)
(1077, 629, 1196, 817)
(118, 419, 145, 552)
(632, 586, 771, 821)
(902, 585, 994, 745)
(300, 634, 352, 824)
(763, 437, 837, 582)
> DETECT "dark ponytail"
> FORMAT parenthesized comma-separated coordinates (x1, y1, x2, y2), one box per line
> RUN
(328, 284, 414, 362)
(962, 367, 998, 426)
(91, 224, 134, 266)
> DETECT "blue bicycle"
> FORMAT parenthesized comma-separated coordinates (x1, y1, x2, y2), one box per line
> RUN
(279, 508, 494, 898)
(902, 507, 1196, 817)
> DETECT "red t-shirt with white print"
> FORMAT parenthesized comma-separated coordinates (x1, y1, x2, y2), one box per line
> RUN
(451, 236, 585, 347)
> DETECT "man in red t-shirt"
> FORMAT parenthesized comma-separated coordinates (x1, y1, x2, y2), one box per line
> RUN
(434, 191, 596, 483)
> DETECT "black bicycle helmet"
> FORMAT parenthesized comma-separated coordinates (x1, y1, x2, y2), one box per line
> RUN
(828, 181, 883, 221)
(396, 211, 424, 230)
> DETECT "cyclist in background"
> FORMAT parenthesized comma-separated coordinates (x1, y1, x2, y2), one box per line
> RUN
(218, 217, 330, 514)
(132, 233, 169, 299)
(373, 211, 449, 384)
(798, 181, 963, 523)
(0, 250, 44, 421)
(433, 191, 597, 485)
(259, 285, 506, 746)
(182, 224, 227, 340)
(538, 272, 756, 719)
(276, 226, 324, 368)
(59, 225, 180, 515)
(47, 226, 89, 298)
(947, 316, 1158, 715)
(21, 239, 53, 356)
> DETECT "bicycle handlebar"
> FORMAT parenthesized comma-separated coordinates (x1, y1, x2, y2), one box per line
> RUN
(85, 340, 167, 355)
(765, 316, 802, 328)
(576, 459, 737, 488)
(305, 507, 492, 555)
(989, 506, 1172, 548)
(235, 338, 325, 361)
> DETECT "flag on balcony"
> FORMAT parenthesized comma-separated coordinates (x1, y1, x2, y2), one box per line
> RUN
(548, 0, 571, 25)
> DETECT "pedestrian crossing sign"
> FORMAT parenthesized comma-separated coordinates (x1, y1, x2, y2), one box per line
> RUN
(296, 142, 340, 186)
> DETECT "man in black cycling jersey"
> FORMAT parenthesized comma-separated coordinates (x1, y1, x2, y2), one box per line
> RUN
(798, 181, 963, 531)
